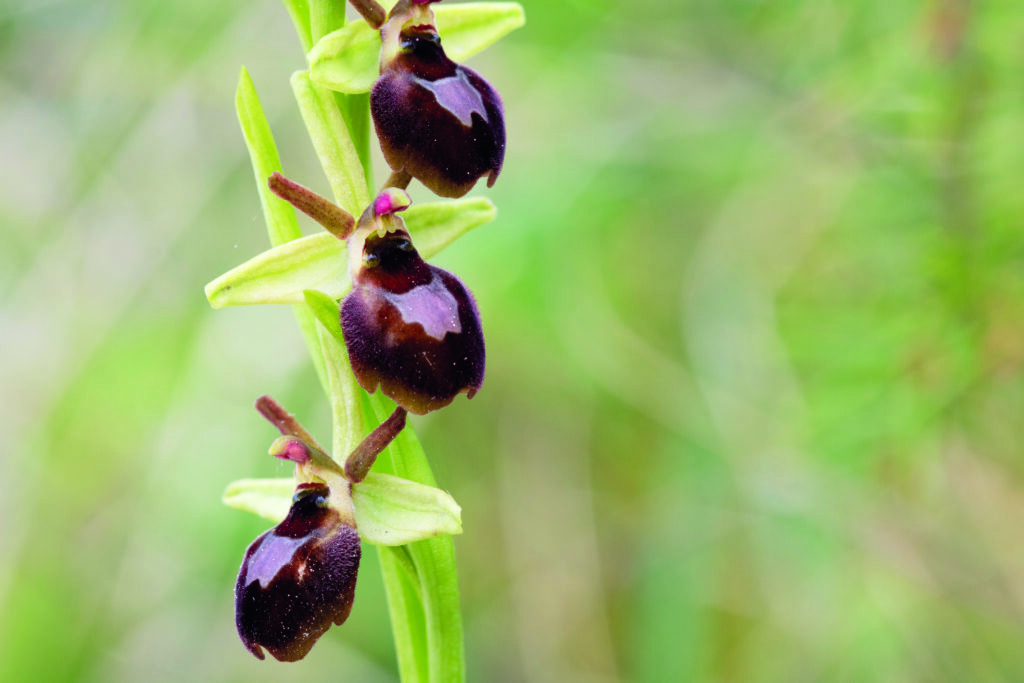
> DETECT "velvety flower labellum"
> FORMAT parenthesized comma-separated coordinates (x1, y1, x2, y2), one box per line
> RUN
(342, 229, 485, 414)
(372, 24, 505, 198)
(235, 483, 360, 662)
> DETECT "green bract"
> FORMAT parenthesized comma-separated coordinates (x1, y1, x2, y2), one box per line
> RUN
(309, 2, 525, 94)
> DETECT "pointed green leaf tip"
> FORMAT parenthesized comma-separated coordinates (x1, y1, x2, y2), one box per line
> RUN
(205, 197, 495, 308)
(309, 2, 526, 94)
(223, 474, 462, 546)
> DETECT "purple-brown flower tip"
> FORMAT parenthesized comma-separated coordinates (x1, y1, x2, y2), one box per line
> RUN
(372, 24, 505, 198)
(374, 188, 412, 218)
(341, 230, 485, 414)
(235, 483, 361, 662)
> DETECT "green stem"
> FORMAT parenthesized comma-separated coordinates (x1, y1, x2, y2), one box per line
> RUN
(366, 393, 465, 683)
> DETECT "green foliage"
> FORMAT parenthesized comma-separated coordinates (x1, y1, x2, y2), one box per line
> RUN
(4, 1, 1024, 682)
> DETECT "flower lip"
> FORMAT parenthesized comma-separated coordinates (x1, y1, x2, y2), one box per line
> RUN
(342, 231, 485, 414)
(372, 22, 505, 197)
(235, 482, 361, 662)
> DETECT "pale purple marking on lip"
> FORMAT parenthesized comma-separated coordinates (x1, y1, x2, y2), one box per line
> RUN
(246, 534, 310, 588)
(383, 273, 462, 340)
(413, 71, 488, 127)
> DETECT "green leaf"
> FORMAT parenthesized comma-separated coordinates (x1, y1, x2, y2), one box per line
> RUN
(235, 66, 330, 393)
(222, 473, 462, 546)
(314, 311, 364, 459)
(309, 2, 526, 94)
(354, 472, 462, 546)
(292, 70, 372, 215)
(281, 0, 313, 52)
(303, 289, 346, 346)
(223, 477, 294, 522)
(236, 67, 302, 246)
(205, 233, 348, 308)
(204, 197, 495, 307)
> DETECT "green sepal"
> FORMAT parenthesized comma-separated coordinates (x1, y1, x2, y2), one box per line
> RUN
(223, 477, 294, 523)
(354, 472, 462, 545)
(309, 2, 526, 94)
(205, 233, 348, 308)
(204, 197, 495, 307)
(402, 195, 496, 258)
(222, 474, 462, 545)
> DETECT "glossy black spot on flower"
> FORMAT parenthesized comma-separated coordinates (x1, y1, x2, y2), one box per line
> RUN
(371, 25, 505, 198)
(341, 229, 485, 414)
(235, 483, 361, 662)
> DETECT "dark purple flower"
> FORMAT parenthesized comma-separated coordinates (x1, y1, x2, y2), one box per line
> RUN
(371, 21, 505, 198)
(235, 483, 360, 662)
(341, 228, 485, 414)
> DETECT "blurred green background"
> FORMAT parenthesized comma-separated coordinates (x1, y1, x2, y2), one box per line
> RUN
(3, 0, 1024, 680)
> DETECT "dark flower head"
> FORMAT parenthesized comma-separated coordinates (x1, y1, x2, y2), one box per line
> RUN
(371, 4, 505, 198)
(235, 483, 360, 662)
(342, 221, 485, 415)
